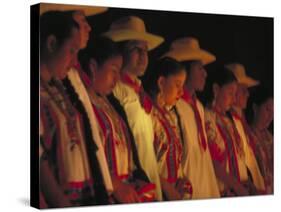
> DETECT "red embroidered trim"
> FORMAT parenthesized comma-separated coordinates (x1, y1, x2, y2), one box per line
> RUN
(92, 104, 118, 177)
(121, 74, 152, 113)
(74, 63, 92, 87)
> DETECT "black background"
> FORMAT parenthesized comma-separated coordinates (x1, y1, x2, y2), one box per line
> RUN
(88, 6, 273, 98)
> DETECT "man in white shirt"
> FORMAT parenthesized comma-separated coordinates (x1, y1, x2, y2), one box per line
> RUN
(226, 63, 265, 193)
(103, 16, 164, 200)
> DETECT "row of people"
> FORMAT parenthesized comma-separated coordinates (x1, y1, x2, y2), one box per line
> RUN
(38, 4, 273, 208)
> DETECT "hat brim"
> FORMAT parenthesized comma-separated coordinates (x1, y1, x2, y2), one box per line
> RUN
(239, 77, 260, 87)
(103, 29, 164, 51)
(162, 48, 216, 65)
(40, 3, 108, 16)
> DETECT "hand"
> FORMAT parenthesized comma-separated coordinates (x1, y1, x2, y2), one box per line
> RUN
(160, 178, 181, 200)
(176, 178, 192, 199)
(233, 182, 249, 196)
(113, 180, 140, 203)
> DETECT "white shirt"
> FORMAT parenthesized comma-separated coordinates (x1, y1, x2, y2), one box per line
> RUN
(176, 98, 220, 199)
(231, 111, 265, 191)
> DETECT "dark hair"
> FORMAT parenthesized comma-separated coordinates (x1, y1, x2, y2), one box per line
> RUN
(78, 35, 122, 77)
(62, 78, 109, 204)
(40, 11, 79, 59)
(246, 85, 273, 124)
(203, 65, 237, 105)
(144, 57, 185, 98)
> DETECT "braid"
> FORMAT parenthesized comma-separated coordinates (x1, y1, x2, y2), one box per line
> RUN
(62, 77, 109, 205)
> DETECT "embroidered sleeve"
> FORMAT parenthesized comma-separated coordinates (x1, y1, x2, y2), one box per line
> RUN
(205, 112, 224, 163)
(39, 117, 44, 159)
(40, 102, 56, 152)
(154, 130, 167, 162)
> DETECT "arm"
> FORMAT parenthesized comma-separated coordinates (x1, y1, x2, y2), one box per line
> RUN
(40, 159, 72, 207)
(212, 160, 249, 196)
(111, 176, 140, 203)
(160, 178, 181, 200)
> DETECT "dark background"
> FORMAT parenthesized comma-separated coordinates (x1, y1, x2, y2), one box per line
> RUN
(88, 6, 273, 99)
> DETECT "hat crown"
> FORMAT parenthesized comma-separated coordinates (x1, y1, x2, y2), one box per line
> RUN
(40, 3, 108, 16)
(226, 63, 247, 78)
(170, 37, 200, 51)
(110, 16, 147, 33)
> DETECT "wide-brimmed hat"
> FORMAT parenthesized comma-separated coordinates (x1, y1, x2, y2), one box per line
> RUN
(161, 37, 216, 65)
(40, 3, 108, 16)
(225, 63, 259, 87)
(102, 16, 164, 51)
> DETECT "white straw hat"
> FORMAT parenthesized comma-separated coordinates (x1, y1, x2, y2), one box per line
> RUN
(102, 16, 164, 51)
(161, 37, 216, 65)
(40, 3, 108, 16)
(225, 63, 259, 87)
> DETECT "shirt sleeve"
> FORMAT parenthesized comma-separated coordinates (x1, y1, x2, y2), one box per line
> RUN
(205, 111, 225, 163)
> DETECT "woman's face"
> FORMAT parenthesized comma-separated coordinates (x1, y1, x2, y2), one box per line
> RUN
(124, 40, 148, 77)
(73, 11, 91, 49)
(159, 70, 186, 106)
(188, 61, 207, 91)
(50, 27, 81, 79)
(256, 98, 273, 129)
(215, 81, 237, 112)
(235, 83, 250, 109)
(92, 55, 123, 95)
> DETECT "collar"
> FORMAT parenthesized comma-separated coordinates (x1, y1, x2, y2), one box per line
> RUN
(121, 73, 142, 93)
(181, 88, 197, 105)
(73, 63, 92, 87)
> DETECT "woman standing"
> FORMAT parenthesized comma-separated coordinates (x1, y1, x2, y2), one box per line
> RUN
(247, 86, 273, 194)
(145, 58, 192, 200)
(78, 36, 156, 204)
(40, 11, 98, 207)
(204, 67, 249, 197)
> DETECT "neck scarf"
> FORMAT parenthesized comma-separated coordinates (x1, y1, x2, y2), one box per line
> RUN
(181, 89, 207, 151)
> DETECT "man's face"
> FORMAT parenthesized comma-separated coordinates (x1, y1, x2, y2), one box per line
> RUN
(234, 83, 250, 109)
(73, 11, 91, 49)
(123, 40, 148, 77)
(187, 61, 207, 91)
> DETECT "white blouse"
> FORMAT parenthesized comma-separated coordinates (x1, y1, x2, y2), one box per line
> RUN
(176, 98, 220, 199)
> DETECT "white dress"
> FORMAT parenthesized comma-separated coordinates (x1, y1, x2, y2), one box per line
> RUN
(176, 92, 220, 199)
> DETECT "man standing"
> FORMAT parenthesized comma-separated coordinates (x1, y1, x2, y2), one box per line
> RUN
(226, 63, 265, 193)
(103, 16, 164, 200)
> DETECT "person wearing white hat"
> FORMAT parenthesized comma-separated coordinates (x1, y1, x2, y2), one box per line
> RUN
(40, 3, 114, 204)
(103, 16, 164, 200)
(226, 63, 265, 194)
(162, 37, 220, 199)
